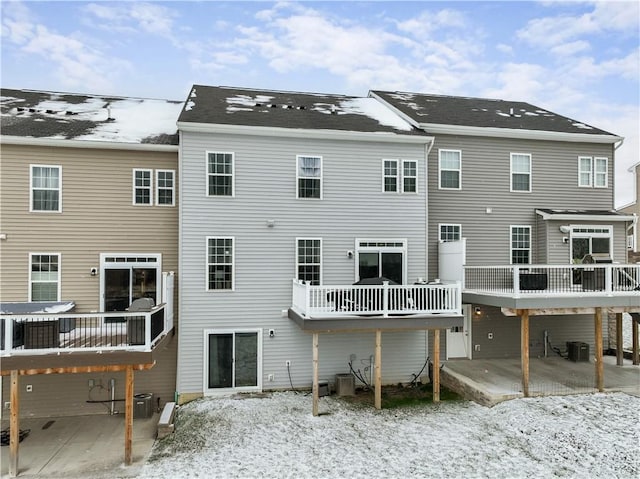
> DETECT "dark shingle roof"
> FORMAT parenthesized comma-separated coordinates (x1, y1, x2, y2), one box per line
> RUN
(1, 88, 182, 145)
(178, 85, 425, 135)
(371, 90, 617, 137)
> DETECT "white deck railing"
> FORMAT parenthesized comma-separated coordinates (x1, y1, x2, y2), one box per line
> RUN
(1, 304, 169, 356)
(464, 264, 640, 297)
(292, 279, 462, 319)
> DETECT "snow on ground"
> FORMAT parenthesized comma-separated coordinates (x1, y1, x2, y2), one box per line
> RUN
(139, 392, 639, 479)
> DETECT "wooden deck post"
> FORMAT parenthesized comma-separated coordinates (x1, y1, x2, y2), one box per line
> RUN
(633, 316, 639, 366)
(433, 329, 440, 403)
(520, 310, 530, 397)
(9, 370, 19, 478)
(595, 307, 604, 392)
(124, 365, 134, 465)
(616, 313, 624, 366)
(374, 330, 382, 410)
(312, 333, 319, 416)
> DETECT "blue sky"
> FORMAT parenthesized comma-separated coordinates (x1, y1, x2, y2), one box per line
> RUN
(2, 0, 638, 205)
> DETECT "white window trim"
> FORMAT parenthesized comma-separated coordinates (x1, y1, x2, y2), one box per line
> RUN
(354, 238, 408, 284)
(439, 223, 462, 242)
(594, 157, 608, 188)
(206, 151, 235, 198)
(402, 159, 418, 194)
(510, 225, 532, 265)
(382, 159, 399, 193)
(30, 164, 62, 213)
(206, 236, 235, 292)
(569, 225, 613, 260)
(296, 155, 323, 200)
(203, 328, 263, 395)
(510, 153, 532, 193)
(578, 156, 593, 188)
(438, 149, 462, 190)
(99, 253, 162, 310)
(29, 252, 61, 302)
(295, 237, 323, 285)
(156, 169, 176, 206)
(133, 168, 153, 205)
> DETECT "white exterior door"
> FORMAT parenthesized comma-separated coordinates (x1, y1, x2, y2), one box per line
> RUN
(446, 305, 471, 359)
(204, 329, 262, 394)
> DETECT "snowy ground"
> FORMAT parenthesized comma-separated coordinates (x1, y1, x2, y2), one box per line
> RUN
(138, 391, 639, 479)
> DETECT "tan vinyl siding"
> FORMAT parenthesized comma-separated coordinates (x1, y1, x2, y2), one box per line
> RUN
(0, 335, 177, 418)
(428, 134, 616, 270)
(178, 131, 431, 394)
(0, 143, 179, 417)
(0, 144, 178, 311)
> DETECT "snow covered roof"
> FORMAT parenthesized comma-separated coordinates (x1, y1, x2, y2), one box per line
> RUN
(1, 88, 182, 145)
(178, 85, 424, 136)
(371, 90, 618, 137)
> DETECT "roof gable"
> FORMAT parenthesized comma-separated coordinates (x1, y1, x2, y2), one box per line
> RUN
(370, 90, 618, 138)
(178, 85, 424, 136)
(1, 88, 182, 145)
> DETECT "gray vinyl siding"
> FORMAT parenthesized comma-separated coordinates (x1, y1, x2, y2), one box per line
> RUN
(428, 134, 615, 271)
(468, 306, 605, 360)
(178, 131, 431, 394)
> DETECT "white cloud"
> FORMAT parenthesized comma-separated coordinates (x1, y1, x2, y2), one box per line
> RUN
(517, 1, 639, 49)
(550, 40, 590, 57)
(395, 9, 467, 39)
(496, 43, 514, 55)
(0, 1, 34, 43)
(82, 2, 177, 38)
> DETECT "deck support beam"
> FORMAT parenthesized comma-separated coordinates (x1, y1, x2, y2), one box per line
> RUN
(433, 329, 440, 403)
(9, 370, 19, 478)
(312, 333, 319, 416)
(124, 365, 134, 466)
(616, 313, 624, 366)
(595, 307, 604, 392)
(374, 330, 382, 410)
(520, 310, 530, 397)
(633, 316, 639, 366)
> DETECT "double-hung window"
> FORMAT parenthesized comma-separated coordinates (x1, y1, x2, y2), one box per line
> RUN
(438, 150, 461, 189)
(207, 152, 234, 196)
(297, 155, 322, 199)
(30, 165, 61, 212)
(510, 226, 531, 264)
(296, 239, 322, 285)
(594, 157, 608, 188)
(383, 160, 399, 192)
(578, 156, 608, 188)
(133, 169, 152, 205)
(439, 224, 462, 242)
(30, 253, 60, 301)
(382, 159, 418, 193)
(207, 237, 234, 290)
(156, 170, 175, 206)
(578, 157, 593, 187)
(403, 160, 417, 193)
(510, 153, 531, 192)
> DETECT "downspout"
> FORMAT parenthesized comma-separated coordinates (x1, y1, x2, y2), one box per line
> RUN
(425, 138, 434, 365)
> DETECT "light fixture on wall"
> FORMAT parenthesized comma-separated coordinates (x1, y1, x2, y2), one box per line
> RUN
(474, 307, 482, 316)
(559, 225, 571, 234)
(266, 219, 276, 228)
(346, 250, 354, 258)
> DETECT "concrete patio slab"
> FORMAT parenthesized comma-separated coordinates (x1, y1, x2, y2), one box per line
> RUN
(1, 413, 157, 478)
(442, 355, 640, 406)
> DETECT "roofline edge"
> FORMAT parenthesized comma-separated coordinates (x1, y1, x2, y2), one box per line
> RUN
(177, 122, 435, 144)
(0, 136, 179, 152)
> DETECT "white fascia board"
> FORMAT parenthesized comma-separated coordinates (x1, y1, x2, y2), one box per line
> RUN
(177, 121, 434, 144)
(628, 161, 640, 172)
(535, 209, 636, 222)
(1, 136, 179, 152)
(417, 123, 622, 144)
